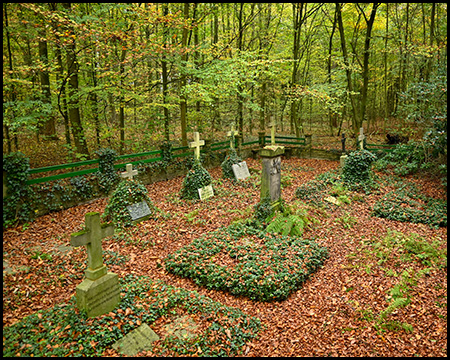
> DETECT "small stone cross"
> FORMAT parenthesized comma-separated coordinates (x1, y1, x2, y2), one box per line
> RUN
(358, 127, 365, 150)
(269, 120, 276, 145)
(227, 125, 239, 150)
(70, 212, 114, 281)
(189, 132, 205, 161)
(121, 163, 138, 180)
(341, 133, 346, 153)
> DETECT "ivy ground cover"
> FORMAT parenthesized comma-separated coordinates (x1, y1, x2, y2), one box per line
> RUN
(165, 222, 328, 302)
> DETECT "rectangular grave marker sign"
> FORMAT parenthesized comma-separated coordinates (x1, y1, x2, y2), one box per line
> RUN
(232, 161, 250, 180)
(126, 201, 151, 222)
(198, 184, 214, 200)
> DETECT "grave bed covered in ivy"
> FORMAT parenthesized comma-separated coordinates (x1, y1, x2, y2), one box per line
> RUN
(3, 274, 261, 357)
(164, 222, 328, 302)
(372, 182, 447, 227)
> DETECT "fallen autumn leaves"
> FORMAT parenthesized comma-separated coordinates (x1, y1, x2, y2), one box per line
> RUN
(3, 157, 447, 356)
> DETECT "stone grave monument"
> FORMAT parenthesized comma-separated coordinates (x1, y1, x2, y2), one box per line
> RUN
(121, 163, 138, 180)
(358, 127, 365, 150)
(259, 120, 284, 208)
(198, 184, 214, 200)
(227, 124, 239, 150)
(232, 161, 250, 180)
(70, 212, 120, 317)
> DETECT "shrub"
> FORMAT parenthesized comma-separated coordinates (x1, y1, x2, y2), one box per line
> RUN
(179, 160, 213, 200)
(221, 148, 242, 180)
(342, 150, 377, 191)
(103, 179, 155, 228)
(3, 152, 34, 227)
(95, 148, 119, 194)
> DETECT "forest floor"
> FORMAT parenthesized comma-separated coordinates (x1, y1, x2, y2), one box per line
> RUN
(3, 154, 447, 357)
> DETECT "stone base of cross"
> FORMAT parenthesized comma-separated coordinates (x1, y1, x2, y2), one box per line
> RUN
(358, 127, 365, 150)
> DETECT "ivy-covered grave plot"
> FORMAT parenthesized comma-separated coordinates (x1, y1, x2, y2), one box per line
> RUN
(3, 274, 262, 357)
(164, 222, 328, 302)
(103, 178, 159, 228)
(179, 160, 214, 200)
(371, 181, 447, 227)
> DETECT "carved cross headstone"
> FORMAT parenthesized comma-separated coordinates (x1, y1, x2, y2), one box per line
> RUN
(227, 125, 239, 150)
(70, 212, 119, 317)
(189, 132, 205, 161)
(358, 128, 365, 150)
(121, 163, 138, 180)
(71, 212, 114, 280)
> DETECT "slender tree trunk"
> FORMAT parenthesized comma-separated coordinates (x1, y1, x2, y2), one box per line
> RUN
(38, 28, 57, 140)
(180, 3, 189, 146)
(63, 3, 90, 158)
(336, 3, 358, 136)
(236, 3, 244, 136)
(119, 47, 127, 154)
(162, 3, 170, 142)
(358, 3, 380, 128)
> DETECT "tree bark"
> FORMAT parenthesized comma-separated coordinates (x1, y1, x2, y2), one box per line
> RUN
(336, 3, 358, 136)
(180, 3, 189, 146)
(63, 3, 90, 158)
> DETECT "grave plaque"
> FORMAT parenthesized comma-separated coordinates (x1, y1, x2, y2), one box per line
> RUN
(232, 161, 250, 180)
(126, 201, 151, 222)
(113, 323, 160, 356)
(198, 184, 214, 200)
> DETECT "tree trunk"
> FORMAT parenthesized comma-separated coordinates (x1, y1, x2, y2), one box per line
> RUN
(358, 3, 380, 127)
(236, 3, 244, 136)
(180, 3, 189, 146)
(38, 29, 57, 140)
(63, 3, 90, 158)
(336, 3, 358, 136)
(162, 3, 170, 142)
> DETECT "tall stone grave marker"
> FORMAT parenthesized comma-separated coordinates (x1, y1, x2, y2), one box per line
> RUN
(358, 127, 365, 150)
(259, 122, 284, 207)
(70, 212, 120, 317)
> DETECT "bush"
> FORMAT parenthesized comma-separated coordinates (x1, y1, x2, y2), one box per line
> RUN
(221, 148, 242, 180)
(3, 152, 34, 227)
(342, 150, 377, 191)
(95, 148, 119, 194)
(179, 160, 213, 200)
(103, 179, 155, 228)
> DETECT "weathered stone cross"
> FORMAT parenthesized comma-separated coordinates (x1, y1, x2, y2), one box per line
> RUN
(121, 163, 138, 180)
(189, 132, 205, 161)
(269, 120, 277, 145)
(227, 125, 239, 150)
(70, 212, 115, 281)
(358, 127, 365, 150)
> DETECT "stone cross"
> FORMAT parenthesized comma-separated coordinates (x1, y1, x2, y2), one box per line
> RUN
(358, 127, 365, 150)
(341, 133, 346, 153)
(70, 212, 115, 281)
(121, 163, 138, 180)
(227, 125, 239, 150)
(189, 132, 205, 161)
(269, 120, 276, 145)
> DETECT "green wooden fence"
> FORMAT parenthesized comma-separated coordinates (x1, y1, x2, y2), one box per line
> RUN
(25, 135, 307, 186)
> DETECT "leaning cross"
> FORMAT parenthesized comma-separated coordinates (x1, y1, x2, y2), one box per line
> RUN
(269, 120, 277, 145)
(70, 212, 115, 281)
(227, 125, 239, 150)
(189, 132, 205, 161)
(358, 127, 365, 150)
(121, 163, 138, 180)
